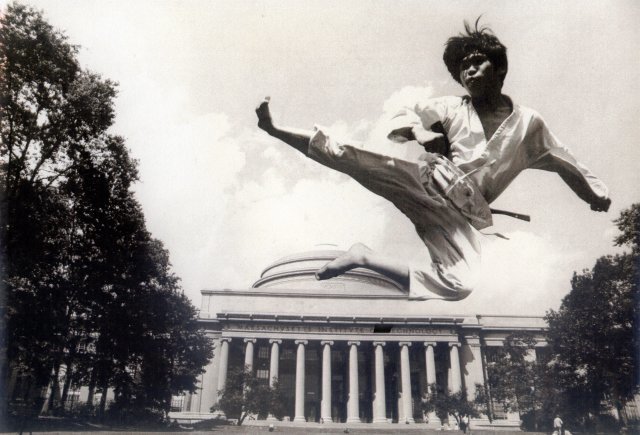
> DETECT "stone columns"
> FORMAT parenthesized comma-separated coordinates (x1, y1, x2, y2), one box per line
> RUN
(294, 340, 308, 422)
(267, 339, 282, 422)
(373, 342, 388, 423)
(347, 341, 361, 423)
(399, 342, 415, 423)
(198, 333, 219, 413)
(268, 339, 282, 387)
(449, 342, 462, 393)
(320, 341, 333, 423)
(461, 334, 491, 428)
(217, 337, 232, 392)
(243, 338, 256, 372)
(424, 342, 438, 425)
(424, 342, 437, 387)
(461, 335, 485, 402)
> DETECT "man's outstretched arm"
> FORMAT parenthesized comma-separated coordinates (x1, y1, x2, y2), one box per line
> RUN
(256, 97, 312, 155)
(528, 117, 611, 212)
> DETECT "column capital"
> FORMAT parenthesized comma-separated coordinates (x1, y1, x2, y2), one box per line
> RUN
(448, 341, 461, 348)
(398, 341, 412, 347)
(220, 337, 232, 343)
(465, 338, 482, 347)
(424, 341, 437, 347)
(243, 338, 257, 344)
(320, 340, 334, 346)
(373, 341, 386, 347)
(295, 339, 308, 346)
(347, 341, 361, 346)
(269, 339, 282, 344)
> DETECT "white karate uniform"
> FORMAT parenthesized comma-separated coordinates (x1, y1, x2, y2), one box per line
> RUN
(307, 96, 609, 300)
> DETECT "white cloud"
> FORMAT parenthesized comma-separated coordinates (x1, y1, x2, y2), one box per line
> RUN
(364, 84, 437, 158)
(473, 231, 578, 314)
(380, 84, 437, 114)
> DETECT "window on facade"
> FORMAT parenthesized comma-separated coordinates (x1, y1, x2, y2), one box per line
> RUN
(280, 374, 294, 392)
(282, 348, 295, 360)
(535, 347, 552, 364)
(170, 395, 185, 412)
(258, 346, 269, 359)
(484, 347, 501, 363)
(622, 399, 640, 422)
(257, 369, 269, 380)
(332, 352, 343, 363)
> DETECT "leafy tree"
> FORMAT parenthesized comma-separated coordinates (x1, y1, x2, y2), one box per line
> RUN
(421, 386, 480, 428)
(1, 1, 118, 409)
(1, 2, 214, 420)
(482, 333, 542, 416)
(545, 203, 639, 430)
(476, 332, 558, 430)
(123, 241, 214, 417)
(214, 366, 286, 425)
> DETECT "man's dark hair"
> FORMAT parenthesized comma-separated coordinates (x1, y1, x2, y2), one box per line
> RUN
(443, 18, 508, 85)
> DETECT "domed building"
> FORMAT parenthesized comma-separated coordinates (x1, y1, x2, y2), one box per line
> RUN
(173, 247, 548, 430)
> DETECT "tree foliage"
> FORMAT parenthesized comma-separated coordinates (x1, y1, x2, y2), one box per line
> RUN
(421, 386, 480, 427)
(1, 2, 213, 420)
(544, 203, 639, 429)
(214, 366, 286, 426)
(483, 332, 537, 415)
(477, 332, 558, 430)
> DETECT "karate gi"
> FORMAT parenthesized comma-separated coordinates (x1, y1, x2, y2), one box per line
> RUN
(307, 95, 609, 300)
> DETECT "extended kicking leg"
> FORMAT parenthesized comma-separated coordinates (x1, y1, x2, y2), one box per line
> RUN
(316, 243, 410, 290)
(256, 97, 313, 155)
(256, 99, 411, 289)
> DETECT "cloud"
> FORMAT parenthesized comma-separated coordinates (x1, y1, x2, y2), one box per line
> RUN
(193, 119, 394, 295)
(473, 231, 578, 314)
(367, 84, 436, 144)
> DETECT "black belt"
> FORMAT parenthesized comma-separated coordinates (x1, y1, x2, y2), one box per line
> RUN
(490, 208, 530, 222)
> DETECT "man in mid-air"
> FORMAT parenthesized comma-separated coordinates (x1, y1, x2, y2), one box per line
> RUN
(255, 20, 610, 301)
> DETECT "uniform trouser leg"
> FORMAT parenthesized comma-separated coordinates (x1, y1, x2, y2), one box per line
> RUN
(308, 130, 482, 300)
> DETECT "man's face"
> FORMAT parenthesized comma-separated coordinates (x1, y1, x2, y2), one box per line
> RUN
(459, 52, 501, 97)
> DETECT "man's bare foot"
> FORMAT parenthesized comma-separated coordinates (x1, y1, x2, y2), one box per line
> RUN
(256, 96, 274, 133)
(316, 243, 372, 280)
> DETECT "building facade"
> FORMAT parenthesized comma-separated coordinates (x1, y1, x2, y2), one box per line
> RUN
(173, 248, 549, 430)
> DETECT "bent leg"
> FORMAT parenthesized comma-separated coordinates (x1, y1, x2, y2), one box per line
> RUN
(316, 243, 410, 289)
(309, 129, 482, 300)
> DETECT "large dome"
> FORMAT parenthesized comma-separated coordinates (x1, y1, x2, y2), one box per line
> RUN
(252, 248, 403, 293)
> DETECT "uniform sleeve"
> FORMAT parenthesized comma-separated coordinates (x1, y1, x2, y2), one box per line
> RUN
(386, 97, 454, 142)
(527, 113, 610, 208)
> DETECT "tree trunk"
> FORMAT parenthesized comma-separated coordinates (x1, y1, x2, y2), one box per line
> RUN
(480, 352, 494, 422)
(238, 410, 248, 426)
(42, 363, 61, 415)
(59, 362, 74, 411)
(98, 384, 108, 418)
(1, 361, 11, 400)
(86, 370, 96, 410)
(614, 396, 625, 426)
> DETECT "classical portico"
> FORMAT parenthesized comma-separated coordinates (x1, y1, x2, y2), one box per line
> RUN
(174, 248, 547, 429)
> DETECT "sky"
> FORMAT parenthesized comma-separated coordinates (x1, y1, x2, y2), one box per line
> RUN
(16, 0, 640, 316)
